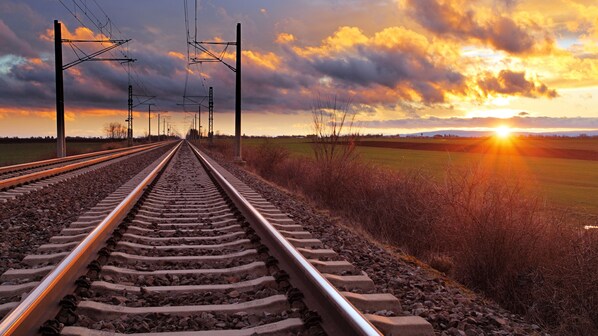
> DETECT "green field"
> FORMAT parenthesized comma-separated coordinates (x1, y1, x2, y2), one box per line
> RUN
(242, 137, 598, 215)
(0, 141, 128, 166)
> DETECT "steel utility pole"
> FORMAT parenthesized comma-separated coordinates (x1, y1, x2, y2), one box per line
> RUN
(234, 23, 242, 160)
(189, 23, 241, 159)
(148, 103, 155, 142)
(208, 87, 214, 143)
(53, 20, 133, 157)
(157, 113, 160, 141)
(54, 20, 65, 158)
(125, 92, 156, 146)
(197, 106, 200, 141)
(127, 85, 133, 146)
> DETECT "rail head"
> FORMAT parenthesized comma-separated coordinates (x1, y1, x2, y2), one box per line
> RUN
(188, 142, 382, 336)
(0, 141, 182, 336)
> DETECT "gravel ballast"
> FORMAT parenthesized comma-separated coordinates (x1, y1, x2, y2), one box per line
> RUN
(0, 144, 174, 275)
(209, 151, 547, 336)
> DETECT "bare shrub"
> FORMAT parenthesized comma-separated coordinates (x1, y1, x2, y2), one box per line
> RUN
(427, 253, 454, 274)
(245, 139, 290, 176)
(204, 139, 234, 159)
(530, 228, 598, 335)
(437, 167, 548, 310)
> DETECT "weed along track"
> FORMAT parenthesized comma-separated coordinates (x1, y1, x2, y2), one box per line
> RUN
(0, 141, 433, 335)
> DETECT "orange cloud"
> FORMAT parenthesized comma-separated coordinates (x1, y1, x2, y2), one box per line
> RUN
(0, 107, 127, 121)
(243, 50, 280, 70)
(168, 51, 185, 60)
(0, 107, 57, 120)
(293, 26, 369, 58)
(41, 24, 109, 42)
(275, 33, 295, 44)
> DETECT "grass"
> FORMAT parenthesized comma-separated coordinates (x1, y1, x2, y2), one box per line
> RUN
(0, 141, 128, 167)
(242, 137, 598, 215)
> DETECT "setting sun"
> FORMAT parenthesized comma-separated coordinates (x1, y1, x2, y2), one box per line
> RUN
(495, 126, 512, 139)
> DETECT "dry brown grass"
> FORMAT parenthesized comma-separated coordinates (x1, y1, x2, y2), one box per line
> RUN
(207, 140, 598, 335)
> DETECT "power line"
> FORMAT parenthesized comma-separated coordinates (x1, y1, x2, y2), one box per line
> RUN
(58, 0, 150, 97)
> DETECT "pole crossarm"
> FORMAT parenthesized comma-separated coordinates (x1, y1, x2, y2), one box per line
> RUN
(62, 39, 133, 70)
(180, 95, 208, 106)
(189, 41, 236, 72)
(196, 41, 237, 45)
(132, 96, 156, 108)
(176, 102, 208, 110)
(62, 39, 129, 43)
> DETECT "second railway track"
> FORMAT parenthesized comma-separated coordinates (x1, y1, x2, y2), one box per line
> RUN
(0, 141, 433, 335)
(0, 142, 169, 198)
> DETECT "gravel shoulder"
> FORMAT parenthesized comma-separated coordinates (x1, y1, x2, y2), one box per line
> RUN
(210, 151, 547, 336)
(0, 144, 174, 275)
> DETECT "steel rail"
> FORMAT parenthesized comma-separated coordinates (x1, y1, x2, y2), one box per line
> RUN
(0, 142, 168, 190)
(0, 142, 164, 175)
(0, 141, 182, 336)
(188, 143, 382, 335)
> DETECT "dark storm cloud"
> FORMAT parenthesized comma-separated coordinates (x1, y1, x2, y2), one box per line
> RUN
(299, 40, 466, 103)
(0, 20, 37, 57)
(478, 70, 557, 98)
(404, 0, 548, 54)
(0, 2, 47, 58)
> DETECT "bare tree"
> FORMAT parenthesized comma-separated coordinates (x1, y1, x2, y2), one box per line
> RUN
(104, 122, 127, 139)
(311, 94, 359, 203)
(311, 94, 358, 164)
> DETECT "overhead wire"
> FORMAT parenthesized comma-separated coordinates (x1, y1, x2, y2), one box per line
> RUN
(58, 0, 161, 132)
(58, 0, 152, 97)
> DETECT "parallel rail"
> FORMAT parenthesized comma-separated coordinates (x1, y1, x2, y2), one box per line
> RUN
(0, 143, 158, 175)
(0, 142, 182, 335)
(0, 141, 433, 335)
(0, 142, 167, 191)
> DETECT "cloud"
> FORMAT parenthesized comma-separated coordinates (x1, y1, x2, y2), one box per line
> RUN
(289, 26, 467, 103)
(403, 0, 553, 54)
(0, 20, 36, 57)
(477, 70, 557, 98)
(168, 51, 185, 60)
(0, 0, 591, 133)
(275, 33, 295, 44)
(359, 116, 598, 129)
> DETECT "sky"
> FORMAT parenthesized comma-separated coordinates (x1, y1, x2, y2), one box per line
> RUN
(1, 0, 598, 137)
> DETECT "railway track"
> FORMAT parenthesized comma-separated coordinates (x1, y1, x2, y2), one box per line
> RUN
(0, 142, 170, 203)
(0, 141, 433, 335)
